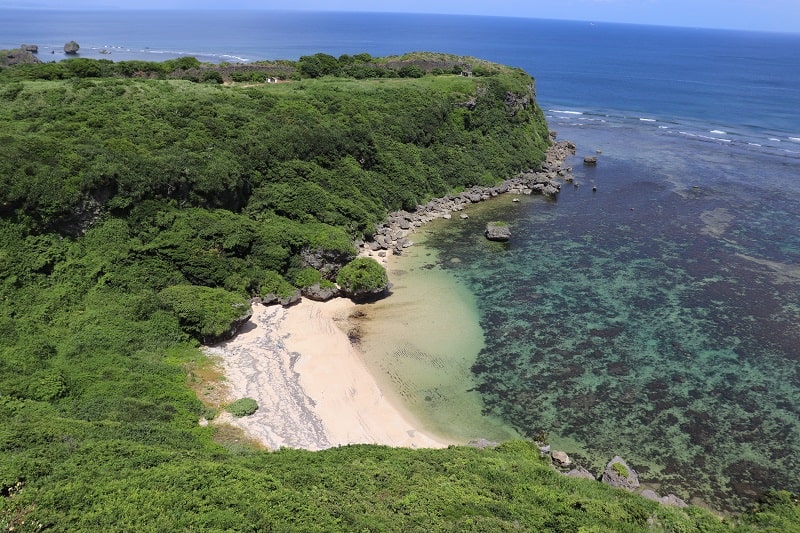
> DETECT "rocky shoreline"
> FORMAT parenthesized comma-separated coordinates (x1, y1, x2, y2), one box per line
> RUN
(360, 135, 577, 256)
(359, 134, 692, 509)
(259, 136, 577, 307)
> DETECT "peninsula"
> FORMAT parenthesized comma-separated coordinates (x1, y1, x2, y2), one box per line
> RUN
(0, 52, 796, 530)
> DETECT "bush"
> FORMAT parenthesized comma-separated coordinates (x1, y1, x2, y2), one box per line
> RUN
(226, 398, 258, 417)
(291, 267, 333, 289)
(336, 257, 389, 299)
(202, 70, 224, 84)
(258, 271, 297, 298)
(157, 285, 250, 343)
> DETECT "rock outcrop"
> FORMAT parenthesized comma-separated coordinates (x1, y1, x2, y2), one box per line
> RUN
(485, 221, 511, 242)
(2, 48, 41, 66)
(360, 139, 576, 257)
(300, 283, 340, 302)
(260, 290, 302, 308)
(552, 452, 691, 508)
(339, 282, 393, 302)
(299, 246, 356, 281)
(203, 307, 253, 346)
(551, 450, 573, 468)
(565, 466, 595, 480)
(601, 456, 640, 491)
(64, 41, 80, 54)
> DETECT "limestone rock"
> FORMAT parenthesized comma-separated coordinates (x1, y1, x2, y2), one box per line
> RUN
(2, 48, 41, 66)
(203, 307, 252, 345)
(365, 140, 574, 254)
(601, 456, 639, 491)
(64, 40, 80, 54)
(300, 283, 340, 302)
(261, 290, 302, 307)
(583, 155, 598, 166)
(660, 493, 689, 508)
(484, 221, 511, 242)
(300, 246, 356, 280)
(279, 290, 302, 307)
(551, 450, 572, 468)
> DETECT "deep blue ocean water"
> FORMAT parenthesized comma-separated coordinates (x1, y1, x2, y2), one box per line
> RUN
(3, 9, 799, 509)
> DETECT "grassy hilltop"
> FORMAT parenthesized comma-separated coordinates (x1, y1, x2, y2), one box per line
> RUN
(0, 52, 798, 530)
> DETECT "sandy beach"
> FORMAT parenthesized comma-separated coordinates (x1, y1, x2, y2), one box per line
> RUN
(205, 296, 449, 450)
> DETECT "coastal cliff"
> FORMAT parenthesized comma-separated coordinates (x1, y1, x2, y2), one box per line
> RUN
(1, 53, 797, 529)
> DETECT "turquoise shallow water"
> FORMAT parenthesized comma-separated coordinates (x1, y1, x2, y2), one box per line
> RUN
(415, 122, 800, 511)
(355, 236, 520, 444)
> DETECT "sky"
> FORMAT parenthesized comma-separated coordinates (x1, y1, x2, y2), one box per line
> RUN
(3, 0, 799, 34)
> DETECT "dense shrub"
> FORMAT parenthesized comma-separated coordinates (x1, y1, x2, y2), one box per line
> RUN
(226, 398, 259, 417)
(157, 285, 250, 343)
(336, 257, 389, 299)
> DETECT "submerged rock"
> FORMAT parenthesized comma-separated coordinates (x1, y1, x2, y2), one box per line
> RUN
(468, 438, 499, 449)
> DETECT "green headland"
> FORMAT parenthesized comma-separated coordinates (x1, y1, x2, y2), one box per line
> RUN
(0, 52, 797, 530)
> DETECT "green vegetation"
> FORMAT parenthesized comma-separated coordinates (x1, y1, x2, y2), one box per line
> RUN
(226, 398, 259, 417)
(612, 462, 630, 479)
(0, 53, 797, 529)
(336, 257, 390, 298)
(157, 285, 250, 344)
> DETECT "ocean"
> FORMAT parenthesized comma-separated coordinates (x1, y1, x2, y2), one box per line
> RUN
(3, 9, 799, 510)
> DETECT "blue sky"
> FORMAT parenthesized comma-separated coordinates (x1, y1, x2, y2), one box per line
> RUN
(4, 0, 799, 33)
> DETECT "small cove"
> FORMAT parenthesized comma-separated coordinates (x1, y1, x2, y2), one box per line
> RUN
(360, 122, 800, 511)
(355, 221, 520, 444)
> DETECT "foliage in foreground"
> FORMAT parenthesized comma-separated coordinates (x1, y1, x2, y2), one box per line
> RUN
(3, 433, 789, 532)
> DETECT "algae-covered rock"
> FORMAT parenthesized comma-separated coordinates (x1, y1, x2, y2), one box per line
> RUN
(485, 221, 511, 242)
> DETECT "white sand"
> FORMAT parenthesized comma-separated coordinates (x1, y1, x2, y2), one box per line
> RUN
(205, 298, 449, 450)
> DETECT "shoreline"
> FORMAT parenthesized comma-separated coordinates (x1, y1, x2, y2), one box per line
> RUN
(206, 299, 450, 450)
(206, 139, 577, 451)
